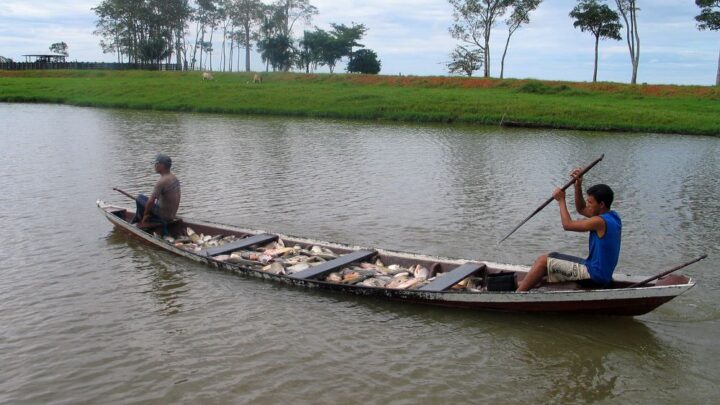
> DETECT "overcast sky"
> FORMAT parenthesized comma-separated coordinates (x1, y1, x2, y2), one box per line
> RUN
(0, 0, 717, 85)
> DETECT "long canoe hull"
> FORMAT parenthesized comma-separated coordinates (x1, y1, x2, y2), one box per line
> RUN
(97, 201, 695, 316)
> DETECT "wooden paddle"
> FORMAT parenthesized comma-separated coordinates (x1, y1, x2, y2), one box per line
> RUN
(113, 187, 137, 201)
(628, 254, 707, 288)
(498, 154, 605, 244)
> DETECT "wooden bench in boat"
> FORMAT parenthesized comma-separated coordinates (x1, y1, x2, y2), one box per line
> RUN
(289, 250, 377, 280)
(419, 263, 487, 292)
(201, 233, 278, 257)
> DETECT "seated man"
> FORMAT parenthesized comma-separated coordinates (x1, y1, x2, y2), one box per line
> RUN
(516, 168, 621, 292)
(132, 154, 181, 234)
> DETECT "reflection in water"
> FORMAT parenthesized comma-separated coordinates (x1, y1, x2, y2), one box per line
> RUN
(0, 103, 718, 403)
(106, 229, 188, 316)
(513, 316, 667, 403)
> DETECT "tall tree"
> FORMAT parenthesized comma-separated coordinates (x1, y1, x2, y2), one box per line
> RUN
(449, 0, 514, 78)
(94, 0, 190, 66)
(297, 28, 330, 73)
(231, 0, 263, 72)
(500, 0, 542, 79)
(570, 0, 622, 83)
(614, 0, 640, 84)
(274, 0, 318, 37)
(49, 42, 69, 57)
(448, 45, 483, 77)
(257, 33, 294, 71)
(695, 0, 720, 85)
(318, 23, 367, 73)
(191, 0, 219, 70)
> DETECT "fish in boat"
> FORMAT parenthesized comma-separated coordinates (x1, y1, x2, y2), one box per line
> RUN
(97, 200, 698, 316)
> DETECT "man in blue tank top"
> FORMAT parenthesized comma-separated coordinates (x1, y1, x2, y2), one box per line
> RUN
(516, 168, 622, 292)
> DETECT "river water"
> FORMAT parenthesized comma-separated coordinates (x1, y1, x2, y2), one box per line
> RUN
(0, 103, 718, 403)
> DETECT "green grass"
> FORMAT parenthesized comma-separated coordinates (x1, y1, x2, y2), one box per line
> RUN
(1, 70, 718, 135)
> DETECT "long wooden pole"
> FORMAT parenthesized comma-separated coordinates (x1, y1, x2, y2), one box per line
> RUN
(498, 154, 605, 244)
(628, 255, 707, 288)
(113, 187, 137, 201)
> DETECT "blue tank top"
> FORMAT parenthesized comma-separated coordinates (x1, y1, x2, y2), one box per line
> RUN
(584, 211, 622, 285)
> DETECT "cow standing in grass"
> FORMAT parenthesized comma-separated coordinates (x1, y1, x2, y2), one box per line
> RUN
(202, 72, 214, 81)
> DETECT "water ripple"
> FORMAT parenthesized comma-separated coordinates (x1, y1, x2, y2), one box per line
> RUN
(0, 104, 718, 404)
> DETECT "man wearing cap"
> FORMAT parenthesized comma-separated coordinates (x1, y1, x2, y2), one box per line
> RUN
(131, 154, 181, 231)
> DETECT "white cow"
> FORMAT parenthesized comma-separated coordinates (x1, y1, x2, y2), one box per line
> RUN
(202, 72, 214, 81)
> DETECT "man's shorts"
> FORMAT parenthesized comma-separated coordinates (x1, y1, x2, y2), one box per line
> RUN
(546, 252, 591, 283)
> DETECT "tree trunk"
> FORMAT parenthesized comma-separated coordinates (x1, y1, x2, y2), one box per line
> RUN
(716, 48, 719, 86)
(500, 30, 513, 80)
(228, 32, 233, 72)
(630, 6, 640, 84)
(192, 21, 200, 70)
(245, 25, 251, 72)
(221, 25, 227, 72)
(484, 30, 491, 78)
(209, 28, 215, 71)
(618, 1, 640, 84)
(593, 35, 599, 83)
(199, 28, 205, 71)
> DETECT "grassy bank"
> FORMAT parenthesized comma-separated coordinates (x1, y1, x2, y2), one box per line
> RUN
(1, 70, 718, 135)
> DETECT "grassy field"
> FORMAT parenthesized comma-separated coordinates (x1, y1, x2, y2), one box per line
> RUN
(1, 70, 718, 135)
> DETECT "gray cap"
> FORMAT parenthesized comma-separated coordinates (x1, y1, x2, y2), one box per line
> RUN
(154, 154, 172, 169)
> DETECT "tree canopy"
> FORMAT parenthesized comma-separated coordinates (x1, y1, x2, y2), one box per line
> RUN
(449, 0, 514, 78)
(347, 49, 381, 74)
(570, 0, 623, 82)
(447, 45, 483, 77)
(695, 0, 720, 30)
(50, 42, 69, 57)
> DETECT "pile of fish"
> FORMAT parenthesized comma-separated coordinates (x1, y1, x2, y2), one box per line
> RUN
(165, 228, 481, 291)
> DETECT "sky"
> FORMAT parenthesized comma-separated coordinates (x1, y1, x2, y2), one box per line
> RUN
(0, 0, 717, 85)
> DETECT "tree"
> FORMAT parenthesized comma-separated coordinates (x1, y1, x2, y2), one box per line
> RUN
(614, 0, 640, 84)
(347, 49, 381, 74)
(500, 0, 542, 79)
(138, 36, 172, 66)
(257, 33, 294, 71)
(258, 0, 317, 71)
(570, 0, 622, 83)
(191, 0, 219, 70)
(447, 45, 483, 77)
(274, 0, 318, 37)
(298, 23, 367, 74)
(449, 0, 514, 78)
(49, 42, 69, 57)
(695, 0, 720, 85)
(230, 0, 263, 72)
(93, 0, 190, 66)
(325, 23, 366, 73)
(297, 28, 329, 72)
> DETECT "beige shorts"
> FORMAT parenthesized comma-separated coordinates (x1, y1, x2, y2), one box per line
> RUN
(547, 253, 591, 283)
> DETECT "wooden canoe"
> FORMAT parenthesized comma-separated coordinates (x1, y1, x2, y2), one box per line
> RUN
(97, 200, 695, 316)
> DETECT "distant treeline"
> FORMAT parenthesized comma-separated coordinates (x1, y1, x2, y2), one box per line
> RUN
(0, 62, 183, 71)
(92, 0, 380, 74)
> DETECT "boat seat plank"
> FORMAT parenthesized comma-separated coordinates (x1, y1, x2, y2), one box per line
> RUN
(289, 250, 377, 280)
(420, 263, 487, 292)
(202, 233, 278, 257)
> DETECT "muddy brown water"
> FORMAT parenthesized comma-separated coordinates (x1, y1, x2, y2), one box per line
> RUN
(1, 103, 718, 403)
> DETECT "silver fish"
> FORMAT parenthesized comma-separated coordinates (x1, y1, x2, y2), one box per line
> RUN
(262, 262, 285, 275)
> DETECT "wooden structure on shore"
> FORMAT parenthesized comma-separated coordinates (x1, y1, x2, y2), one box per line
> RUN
(22, 54, 67, 63)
